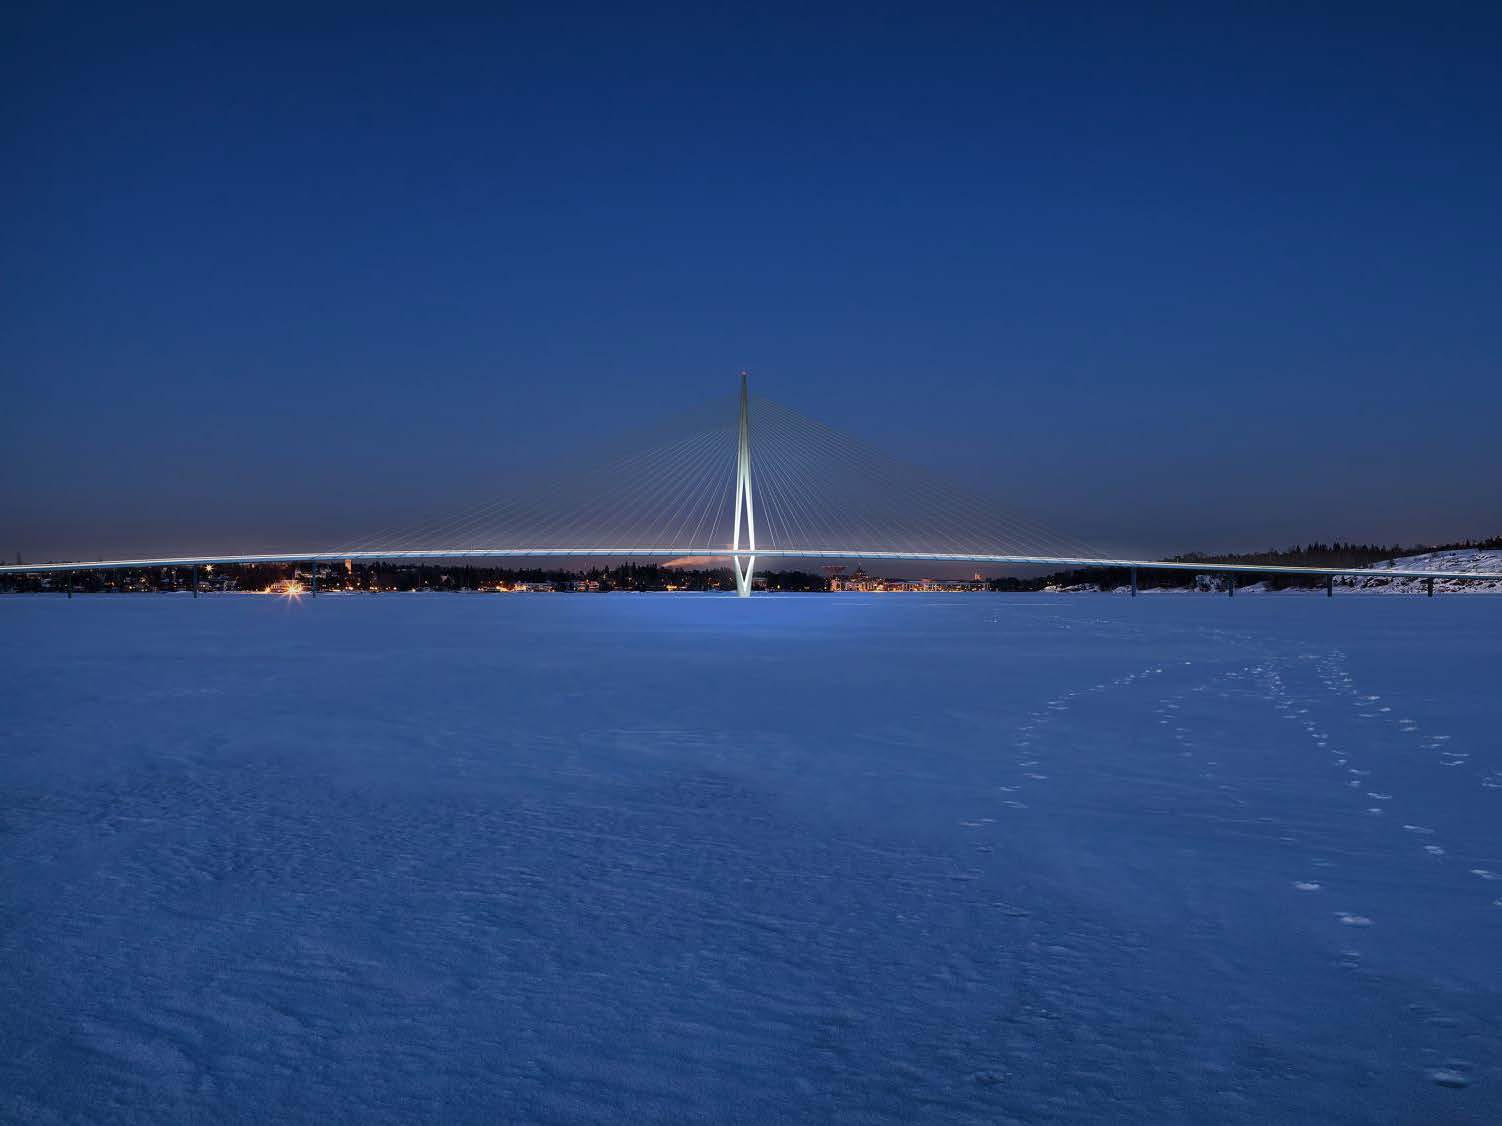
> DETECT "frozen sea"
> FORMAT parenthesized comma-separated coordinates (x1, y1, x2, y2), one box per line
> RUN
(2, 593, 1499, 1125)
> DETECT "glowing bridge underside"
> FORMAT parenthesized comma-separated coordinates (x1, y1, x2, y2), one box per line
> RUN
(2, 548, 1497, 584)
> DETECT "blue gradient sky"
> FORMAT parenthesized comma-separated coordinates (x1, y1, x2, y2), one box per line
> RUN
(4, 3, 1499, 562)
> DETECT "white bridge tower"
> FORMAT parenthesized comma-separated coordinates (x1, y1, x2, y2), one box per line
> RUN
(732, 371, 756, 597)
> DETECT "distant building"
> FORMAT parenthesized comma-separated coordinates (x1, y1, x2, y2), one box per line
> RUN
(831, 566, 986, 592)
(830, 566, 879, 592)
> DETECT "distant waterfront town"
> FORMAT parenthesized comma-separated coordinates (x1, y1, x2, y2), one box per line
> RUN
(6, 537, 1499, 595)
(1, 561, 990, 595)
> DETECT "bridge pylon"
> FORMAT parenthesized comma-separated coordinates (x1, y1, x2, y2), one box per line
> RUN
(732, 371, 757, 597)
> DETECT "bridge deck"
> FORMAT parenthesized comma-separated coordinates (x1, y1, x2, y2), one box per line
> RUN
(3, 548, 1500, 583)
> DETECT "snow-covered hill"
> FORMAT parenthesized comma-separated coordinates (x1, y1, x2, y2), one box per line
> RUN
(1077, 548, 1502, 594)
(1338, 548, 1502, 594)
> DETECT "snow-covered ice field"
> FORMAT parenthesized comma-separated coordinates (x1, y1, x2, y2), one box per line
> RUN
(2, 593, 1499, 1125)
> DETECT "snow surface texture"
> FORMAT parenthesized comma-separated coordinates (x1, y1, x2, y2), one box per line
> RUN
(2, 594, 1499, 1125)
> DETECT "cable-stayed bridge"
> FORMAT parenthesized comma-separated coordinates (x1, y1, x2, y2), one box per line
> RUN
(5, 375, 1500, 595)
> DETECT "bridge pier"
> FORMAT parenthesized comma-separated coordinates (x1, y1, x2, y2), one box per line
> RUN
(192, 565, 198, 598)
(311, 562, 318, 597)
(1130, 567, 1138, 597)
(731, 372, 757, 597)
(66, 570, 72, 599)
(1427, 577, 1434, 598)
(1327, 574, 1333, 598)
(1228, 573, 1236, 598)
